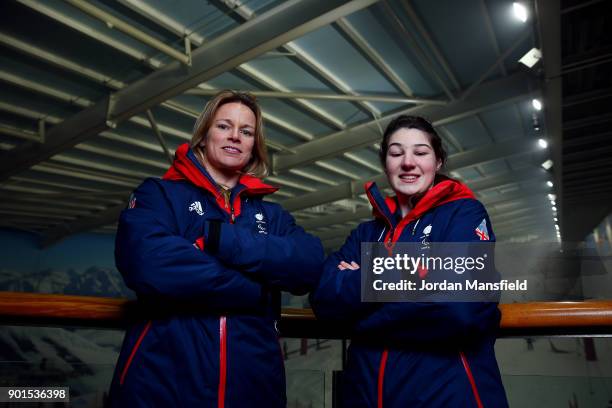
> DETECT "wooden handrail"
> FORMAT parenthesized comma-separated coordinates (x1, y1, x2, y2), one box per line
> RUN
(1, 292, 612, 337)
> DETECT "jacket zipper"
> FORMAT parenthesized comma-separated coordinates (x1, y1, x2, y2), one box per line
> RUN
(217, 191, 235, 408)
(119, 320, 152, 385)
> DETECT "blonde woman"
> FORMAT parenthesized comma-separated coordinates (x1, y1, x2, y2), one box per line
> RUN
(109, 91, 324, 407)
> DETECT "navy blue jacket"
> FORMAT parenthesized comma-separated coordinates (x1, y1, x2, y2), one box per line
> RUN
(108, 144, 324, 407)
(311, 179, 508, 408)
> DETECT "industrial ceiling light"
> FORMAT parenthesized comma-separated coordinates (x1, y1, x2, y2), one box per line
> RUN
(538, 138, 548, 148)
(552, 206, 557, 212)
(547, 181, 554, 187)
(519, 48, 542, 68)
(554, 217, 558, 222)
(551, 200, 556, 206)
(513, 2, 528, 22)
(541, 159, 553, 170)
(548, 193, 556, 201)
(532, 99, 542, 111)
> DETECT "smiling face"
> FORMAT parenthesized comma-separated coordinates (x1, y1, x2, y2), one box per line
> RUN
(200, 102, 256, 183)
(385, 128, 442, 199)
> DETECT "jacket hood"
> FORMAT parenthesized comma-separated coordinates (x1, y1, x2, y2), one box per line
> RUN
(162, 143, 278, 197)
(365, 176, 476, 229)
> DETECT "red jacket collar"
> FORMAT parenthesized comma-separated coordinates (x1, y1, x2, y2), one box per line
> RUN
(369, 177, 476, 225)
(162, 143, 278, 196)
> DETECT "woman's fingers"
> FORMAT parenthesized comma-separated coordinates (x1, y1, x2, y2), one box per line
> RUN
(337, 261, 359, 270)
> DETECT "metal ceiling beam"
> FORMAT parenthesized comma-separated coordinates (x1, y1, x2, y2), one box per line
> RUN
(445, 138, 542, 171)
(399, 0, 461, 91)
(16, 0, 165, 69)
(535, 0, 564, 237)
(563, 112, 612, 131)
(63, 0, 191, 65)
(563, 87, 612, 108)
(468, 168, 549, 192)
(494, 220, 552, 237)
(0, 105, 316, 194)
(5, 194, 108, 211)
(281, 143, 544, 213)
(145, 110, 174, 164)
(379, 0, 455, 100)
(235, 64, 346, 131)
(0, 209, 76, 221)
(273, 72, 535, 172)
(215, 0, 382, 118)
(125, 0, 385, 180)
(0, 33, 309, 145)
(561, 0, 607, 14)
(334, 17, 414, 96)
(119, 0, 350, 131)
(0, 185, 126, 201)
(315, 209, 554, 243)
(187, 88, 446, 105)
(302, 183, 552, 230)
(29, 162, 140, 188)
(0, 202, 93, 217)
(490, 204, 554, 224)
(487, 196, 553, 215)
(459, 30, 531, 101)
(41, 204, 127, 248)
(479, 0, 507, 77)
(1, 0, 378, 183)
(0, 71, 194, 141)
(0, 103, 170, 171)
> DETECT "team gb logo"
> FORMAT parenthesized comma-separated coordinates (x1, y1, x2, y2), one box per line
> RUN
(255, 212, 267, 234)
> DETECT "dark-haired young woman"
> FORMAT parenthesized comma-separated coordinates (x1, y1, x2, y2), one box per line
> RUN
(311, 115, 508, 407)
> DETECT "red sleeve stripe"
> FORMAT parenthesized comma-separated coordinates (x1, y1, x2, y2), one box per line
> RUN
(460, 352, 484, 408)
(377, 349, 389, 408)
(120, 320, 152, 385)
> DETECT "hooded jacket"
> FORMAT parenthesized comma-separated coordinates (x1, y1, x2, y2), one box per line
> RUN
(310, 178, 508, 408)
(108, 144, 324, 407)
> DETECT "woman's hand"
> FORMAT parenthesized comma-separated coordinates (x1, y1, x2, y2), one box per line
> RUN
(338, 261, 360, 270)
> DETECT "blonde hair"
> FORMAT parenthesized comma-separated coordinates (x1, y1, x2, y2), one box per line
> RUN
(190, 90, 269, 178)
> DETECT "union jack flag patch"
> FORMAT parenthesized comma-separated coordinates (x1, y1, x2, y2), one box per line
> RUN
(128, 193, 136, 209)
(475, 219, 489, 241)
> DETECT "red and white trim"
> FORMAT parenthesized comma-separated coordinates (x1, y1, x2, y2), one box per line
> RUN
(460, 352, 484, 408)
(377, 349, 389, 408)
(218, 316, 227, 408)
(120, 320, 152, 385)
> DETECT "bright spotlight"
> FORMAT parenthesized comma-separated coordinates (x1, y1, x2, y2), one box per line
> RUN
(538, 138, 548, 148)
(552, 206, 557, 212)
(519, 48, 542, 68)
(547, 181, 554, 187)
(542, 160, 553, 170)
(513, 2, 528, 22)
(532, 99, 542, 111)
